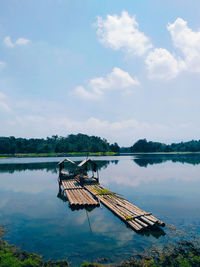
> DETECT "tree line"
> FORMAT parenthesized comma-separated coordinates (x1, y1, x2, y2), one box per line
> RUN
(0, 134, 120, 154)
(130, 139, 200, 152)
(1, 135, 200, 154)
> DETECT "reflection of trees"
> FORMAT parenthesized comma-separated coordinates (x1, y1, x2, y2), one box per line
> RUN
(110, 160, 119, 165)
(0, 162, 59, 174)
(139, 226, 166, 238)
(134, 154, 200, 167)
(0, 159, 117, 174)
(134, 158, 164, 167)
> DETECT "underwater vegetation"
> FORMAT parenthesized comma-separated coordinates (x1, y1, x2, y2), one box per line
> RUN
(0, 227, 69, 267)
(1, 224, 200, 267)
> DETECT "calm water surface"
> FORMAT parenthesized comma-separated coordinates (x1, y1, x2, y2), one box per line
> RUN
(0, 154, 200, 265)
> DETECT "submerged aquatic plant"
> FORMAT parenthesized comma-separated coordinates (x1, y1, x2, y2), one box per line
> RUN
(0, 226, 69, 267)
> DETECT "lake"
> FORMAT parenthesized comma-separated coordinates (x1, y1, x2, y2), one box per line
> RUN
(0, 154, 200, 265)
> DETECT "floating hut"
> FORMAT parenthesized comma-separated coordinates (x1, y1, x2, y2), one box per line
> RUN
(58, 158, 77, 178)
(77, 159, 99, 185)
(58, 158, 165, 232)
(58, 158, 99, 184)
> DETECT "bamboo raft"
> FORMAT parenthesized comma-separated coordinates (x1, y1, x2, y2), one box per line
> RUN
(84, 184, 165, 232)
(61, 179, 99, 207)
(59, 158, 165, 232)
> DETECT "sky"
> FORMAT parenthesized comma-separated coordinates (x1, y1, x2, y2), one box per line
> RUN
(1, 0, 200, 146)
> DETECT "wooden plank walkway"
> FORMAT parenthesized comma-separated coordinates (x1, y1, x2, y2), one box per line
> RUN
(62, 179, 99, 207)
(84, 184, 165, 232)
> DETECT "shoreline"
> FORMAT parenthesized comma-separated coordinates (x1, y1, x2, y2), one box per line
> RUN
(0, 226, 69, 266)
(0, 225, 199, 266)
(1, 151, 200, 159)
(0, 152, 117, 159)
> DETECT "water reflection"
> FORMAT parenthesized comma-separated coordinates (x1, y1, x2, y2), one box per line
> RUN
(0, 160, 117, 195)
(134, 153, 200, 167)
(0, 160, 117, 174)
(56, 179, 166, 238)
(139, 227, 166, 239)
(57, 182, 68, 202)
(0, 156, 199, 265)
(0, 162, 58, 174)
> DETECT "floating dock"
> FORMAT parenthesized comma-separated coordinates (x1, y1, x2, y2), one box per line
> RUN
(59, 158, 165, 232)
(84, 184, 165, 232)
(61, 178, 165, 232)
(61, 179, 99, 207)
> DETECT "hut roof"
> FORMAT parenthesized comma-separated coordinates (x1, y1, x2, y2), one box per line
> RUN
(78, 159, 98, 168)
(58, 158, 76, 165)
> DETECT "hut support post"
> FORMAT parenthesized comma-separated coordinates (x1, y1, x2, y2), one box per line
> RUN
(59, 164, 62, 177)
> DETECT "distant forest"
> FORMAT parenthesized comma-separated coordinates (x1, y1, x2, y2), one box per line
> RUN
(130, 139, 200, 152)
(1, 135, 200, 154)
(0, 134, 120, 154)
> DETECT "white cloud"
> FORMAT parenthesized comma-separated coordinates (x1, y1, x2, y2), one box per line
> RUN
(167, 17, 200, 72)
(73, 67, 139, 100)
(3, 112, 197, 146)
(145, 18, 200, 80)
(0, 92, 6, 99)
(0, 92, 11, 112)
(0, 61, 5, 68)
(15, 38, 30, 45)
(4, 36, 30, 48)
(4, 36, 14, 47)
(103, 162, 200, 189)
(145, 48, 186, 80)
(73, 86, 96, 100)
(96, 11, 152, 56)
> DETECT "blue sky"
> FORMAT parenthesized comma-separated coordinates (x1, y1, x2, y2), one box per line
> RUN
(1, 0, 200, 146)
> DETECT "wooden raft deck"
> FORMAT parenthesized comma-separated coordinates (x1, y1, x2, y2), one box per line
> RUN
(62, 179, 99, 207)
(84, 184, 165, 232)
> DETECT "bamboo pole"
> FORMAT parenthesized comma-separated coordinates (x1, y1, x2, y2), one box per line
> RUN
(114, 196, 163, 226)
(65, 180, 164, 229)
(81, 189, 98, 205)
(107, 195, 156, 227)
(105, 195, 149, 229)
(85, 184, 165, 230)
(68, 190, 78, 205)
(63, 179, 95, 206)
(70, 190, 80, 205)
(97, 195, 142, 231)
(86, 187, 143, 231)
(65, 190, 75, 205)
(79, 189, 89, 204)
(77, 190, 87, 205)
